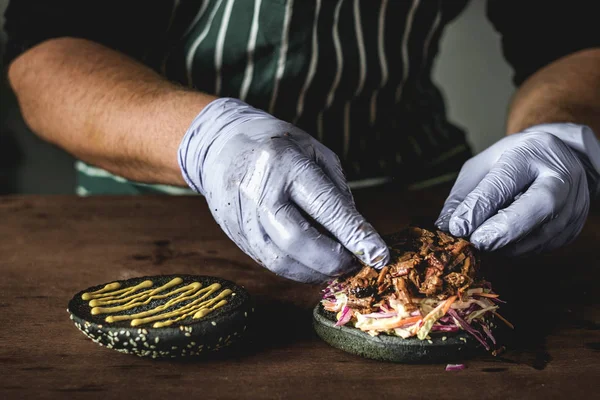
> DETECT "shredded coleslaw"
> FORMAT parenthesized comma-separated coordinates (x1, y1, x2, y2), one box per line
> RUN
(321, 279, 511, 351)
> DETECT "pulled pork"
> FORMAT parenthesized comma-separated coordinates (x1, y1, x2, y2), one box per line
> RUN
(339, 227, 479, 314)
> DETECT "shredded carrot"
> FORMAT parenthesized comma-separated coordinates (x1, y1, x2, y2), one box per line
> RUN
(389, 316, 422, 329)
(493, 311, 514, 329)
(475, 293, 499, 298)
(441, 295, 458, 314)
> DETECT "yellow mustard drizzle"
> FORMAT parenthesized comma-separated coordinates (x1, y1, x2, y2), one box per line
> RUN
(90, 279, 193, 314)
(104, 282, 221, 323)
(88, 277, 184, 307)
(81, 282, 122, 300)
(81, 277, 232, 328)
(82, 280, 153, 301)
(149, 290, 232, 328)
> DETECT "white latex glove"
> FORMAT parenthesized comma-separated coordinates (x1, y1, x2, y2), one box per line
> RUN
(178, 98, 389, 283)
(436, 123, 600, 255)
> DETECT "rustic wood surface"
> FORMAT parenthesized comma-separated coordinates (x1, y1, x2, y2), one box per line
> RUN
(1, 185, 598, 399)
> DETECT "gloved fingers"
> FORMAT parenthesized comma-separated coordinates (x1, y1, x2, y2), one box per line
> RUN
(502, 175, 589, 255)
(259, 202, 356, 277)
(448, 153, 535, 237)
(435, 158, 491, 231)
(468, 174, 571, 251)
(288, 160, 389, 268)
(241, 213, 332, 283)
(313, 144, 354, 203)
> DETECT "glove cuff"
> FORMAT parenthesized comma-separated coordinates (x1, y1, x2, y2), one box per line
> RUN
(523, 123, 600, 199)
(177, 97, 266, 195)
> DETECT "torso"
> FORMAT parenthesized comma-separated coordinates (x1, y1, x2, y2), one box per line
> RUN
(77, 0, 472, 195)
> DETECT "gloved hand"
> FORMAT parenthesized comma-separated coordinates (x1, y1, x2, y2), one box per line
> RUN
(436, 123, 600, 255)
(178, 98, 389, 283)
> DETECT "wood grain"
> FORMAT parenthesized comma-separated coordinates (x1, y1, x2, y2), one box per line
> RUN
(0, 186, 598, 399)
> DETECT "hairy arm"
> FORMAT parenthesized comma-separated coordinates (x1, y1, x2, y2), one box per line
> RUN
(505, 48, 600, 136)
(8, 37, 217, 186)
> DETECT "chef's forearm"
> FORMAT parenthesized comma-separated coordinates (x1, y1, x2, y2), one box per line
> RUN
(506, 48, 600, 136)
(8, 37, 217, 186)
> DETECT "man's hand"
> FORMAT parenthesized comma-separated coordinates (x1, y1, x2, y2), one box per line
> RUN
(179, 98, 389, 283)
(436, 123, 600, 255)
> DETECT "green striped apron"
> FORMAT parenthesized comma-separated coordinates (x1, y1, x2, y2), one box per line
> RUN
(77, 0, 472, 195)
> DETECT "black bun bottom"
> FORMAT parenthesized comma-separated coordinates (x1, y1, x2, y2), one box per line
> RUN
(68, 274, 254, 359)
(313, 304, 485, 363)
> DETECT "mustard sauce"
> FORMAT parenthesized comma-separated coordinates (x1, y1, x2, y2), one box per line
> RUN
(81, 277, 233, 328)
(82, 280, 153, 301)
(88, 277, 184, 307)
(81, 282, 122, 300)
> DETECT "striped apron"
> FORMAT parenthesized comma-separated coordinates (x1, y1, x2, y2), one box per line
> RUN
(76, 0, 472, 195)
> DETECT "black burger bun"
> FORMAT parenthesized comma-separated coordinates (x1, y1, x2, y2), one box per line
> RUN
(68, 274, 254, 359)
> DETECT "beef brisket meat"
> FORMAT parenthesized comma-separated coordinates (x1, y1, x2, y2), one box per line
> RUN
(340, 227, 479, 314)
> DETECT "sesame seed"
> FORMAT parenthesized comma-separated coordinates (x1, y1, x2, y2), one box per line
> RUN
(442, 336, 447, 341)
(171, 346, 178, 350)
(185, 333, 191, 337)
(119, 330, 125, 335)
(244, 312, 247, 317)
(154, 337, 159, 343)
(125, 331, 130, 337)
(211, 322, 216, 326)
(142, 329, 148, 334)
(427, 340, 433, 344)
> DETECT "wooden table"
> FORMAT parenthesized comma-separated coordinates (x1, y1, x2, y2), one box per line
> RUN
(1, 186, 599, 399)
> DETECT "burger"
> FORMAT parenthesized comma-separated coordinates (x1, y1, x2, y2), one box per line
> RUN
(314, 227, 512, 363)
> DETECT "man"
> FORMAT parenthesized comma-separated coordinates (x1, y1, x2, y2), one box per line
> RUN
(4, 1, 599, 283)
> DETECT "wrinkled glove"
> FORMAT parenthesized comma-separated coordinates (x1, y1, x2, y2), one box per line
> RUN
(178, 98, 389, 283)
(436, 123, 600, 255)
